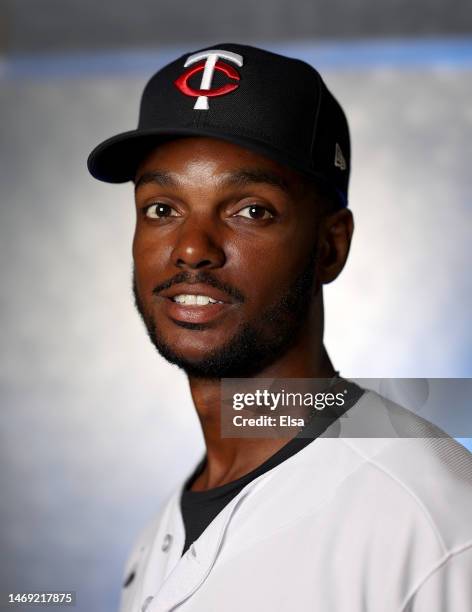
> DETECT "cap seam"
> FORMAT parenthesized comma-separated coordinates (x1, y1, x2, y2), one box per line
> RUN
(191, 103, 202, 128)
(309, 72, 323, 166)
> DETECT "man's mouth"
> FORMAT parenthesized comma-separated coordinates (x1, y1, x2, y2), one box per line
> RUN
(171, 294, 225, 306)
(156, 284, 236, 325)
(158, 283, 233, 305)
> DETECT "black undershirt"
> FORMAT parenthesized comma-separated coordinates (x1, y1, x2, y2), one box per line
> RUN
(180, 380, 364, 555)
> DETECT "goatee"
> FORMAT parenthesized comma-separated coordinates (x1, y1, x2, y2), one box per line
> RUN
(132, 245, 319, 379)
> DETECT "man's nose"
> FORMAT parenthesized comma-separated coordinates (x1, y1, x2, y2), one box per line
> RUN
(171, 220, 226, 270)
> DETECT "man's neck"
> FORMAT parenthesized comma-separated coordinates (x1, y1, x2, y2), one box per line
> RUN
(187, 341, 336, 491)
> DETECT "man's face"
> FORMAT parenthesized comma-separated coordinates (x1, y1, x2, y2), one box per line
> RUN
(132, 136, 324, 378)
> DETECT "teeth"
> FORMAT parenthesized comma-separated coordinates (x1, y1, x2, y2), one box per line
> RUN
(173, 294, 224, 305)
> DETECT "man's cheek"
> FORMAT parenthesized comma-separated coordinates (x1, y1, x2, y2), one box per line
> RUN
(132, 268, 155, 313)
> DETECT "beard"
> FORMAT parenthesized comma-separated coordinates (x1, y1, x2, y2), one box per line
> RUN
(132, 245, 319, 379)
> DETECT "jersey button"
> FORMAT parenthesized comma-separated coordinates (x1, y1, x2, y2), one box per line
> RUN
(161, 533, 172, 552)
(190, 543, 197, 558)
(141, 595, 153, 611)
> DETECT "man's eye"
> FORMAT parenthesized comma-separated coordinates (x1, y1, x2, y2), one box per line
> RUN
(144, 203, 179, 218)
(235, 205, 274, 220)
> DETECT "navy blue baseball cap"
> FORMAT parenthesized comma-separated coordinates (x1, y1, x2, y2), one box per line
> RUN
(87, 43, 351, 206)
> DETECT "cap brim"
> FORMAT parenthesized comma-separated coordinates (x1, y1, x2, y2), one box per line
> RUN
(87, 128, 186, 184)
(87, 127, 316, 184)
(87, 127, 347, 207)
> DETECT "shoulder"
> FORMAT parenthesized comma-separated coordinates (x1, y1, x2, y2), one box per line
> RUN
(244, 389, 472, 553)
(337, 390, 472, 553)
(229, 392, 472, 605)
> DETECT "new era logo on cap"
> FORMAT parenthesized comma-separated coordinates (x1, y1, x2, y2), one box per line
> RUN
(334, 143, 347, 171)
(174, 49, 244, 110)
(87, 43, 351, 207)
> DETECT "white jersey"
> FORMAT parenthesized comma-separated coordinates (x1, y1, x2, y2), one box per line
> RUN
(119, 391, 472, 612)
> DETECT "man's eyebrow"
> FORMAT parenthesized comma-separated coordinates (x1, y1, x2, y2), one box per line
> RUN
(134, 171, 177, 193)
(134, 168, 291, 194)
(222, 169, 290, 193)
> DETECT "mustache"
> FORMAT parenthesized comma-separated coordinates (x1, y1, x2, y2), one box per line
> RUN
(152, 271, 245, 303)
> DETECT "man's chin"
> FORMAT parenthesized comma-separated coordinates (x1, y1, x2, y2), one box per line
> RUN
(148, 321, 277, 379)
(152, 331, 235, 366)
(152, 345, 239, 379)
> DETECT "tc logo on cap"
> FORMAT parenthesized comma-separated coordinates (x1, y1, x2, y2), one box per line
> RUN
(174, 49, 244, 110)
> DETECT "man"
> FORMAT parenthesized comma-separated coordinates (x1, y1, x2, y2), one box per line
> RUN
(88, 44, 472, 612)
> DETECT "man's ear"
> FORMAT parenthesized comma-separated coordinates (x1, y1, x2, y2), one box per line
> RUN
(316, 208, 354, 284)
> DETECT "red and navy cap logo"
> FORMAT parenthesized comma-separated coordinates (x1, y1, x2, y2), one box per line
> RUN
(174, 50, 244, 110)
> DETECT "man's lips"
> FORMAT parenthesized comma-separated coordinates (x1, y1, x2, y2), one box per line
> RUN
(156, 283, 237, 325)
(158, 284, 234, 304)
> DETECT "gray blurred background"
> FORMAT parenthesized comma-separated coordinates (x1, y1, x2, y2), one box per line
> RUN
(1, 2, 471, 611)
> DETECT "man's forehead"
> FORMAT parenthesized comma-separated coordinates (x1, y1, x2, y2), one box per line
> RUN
(134, 136, 302, 193)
